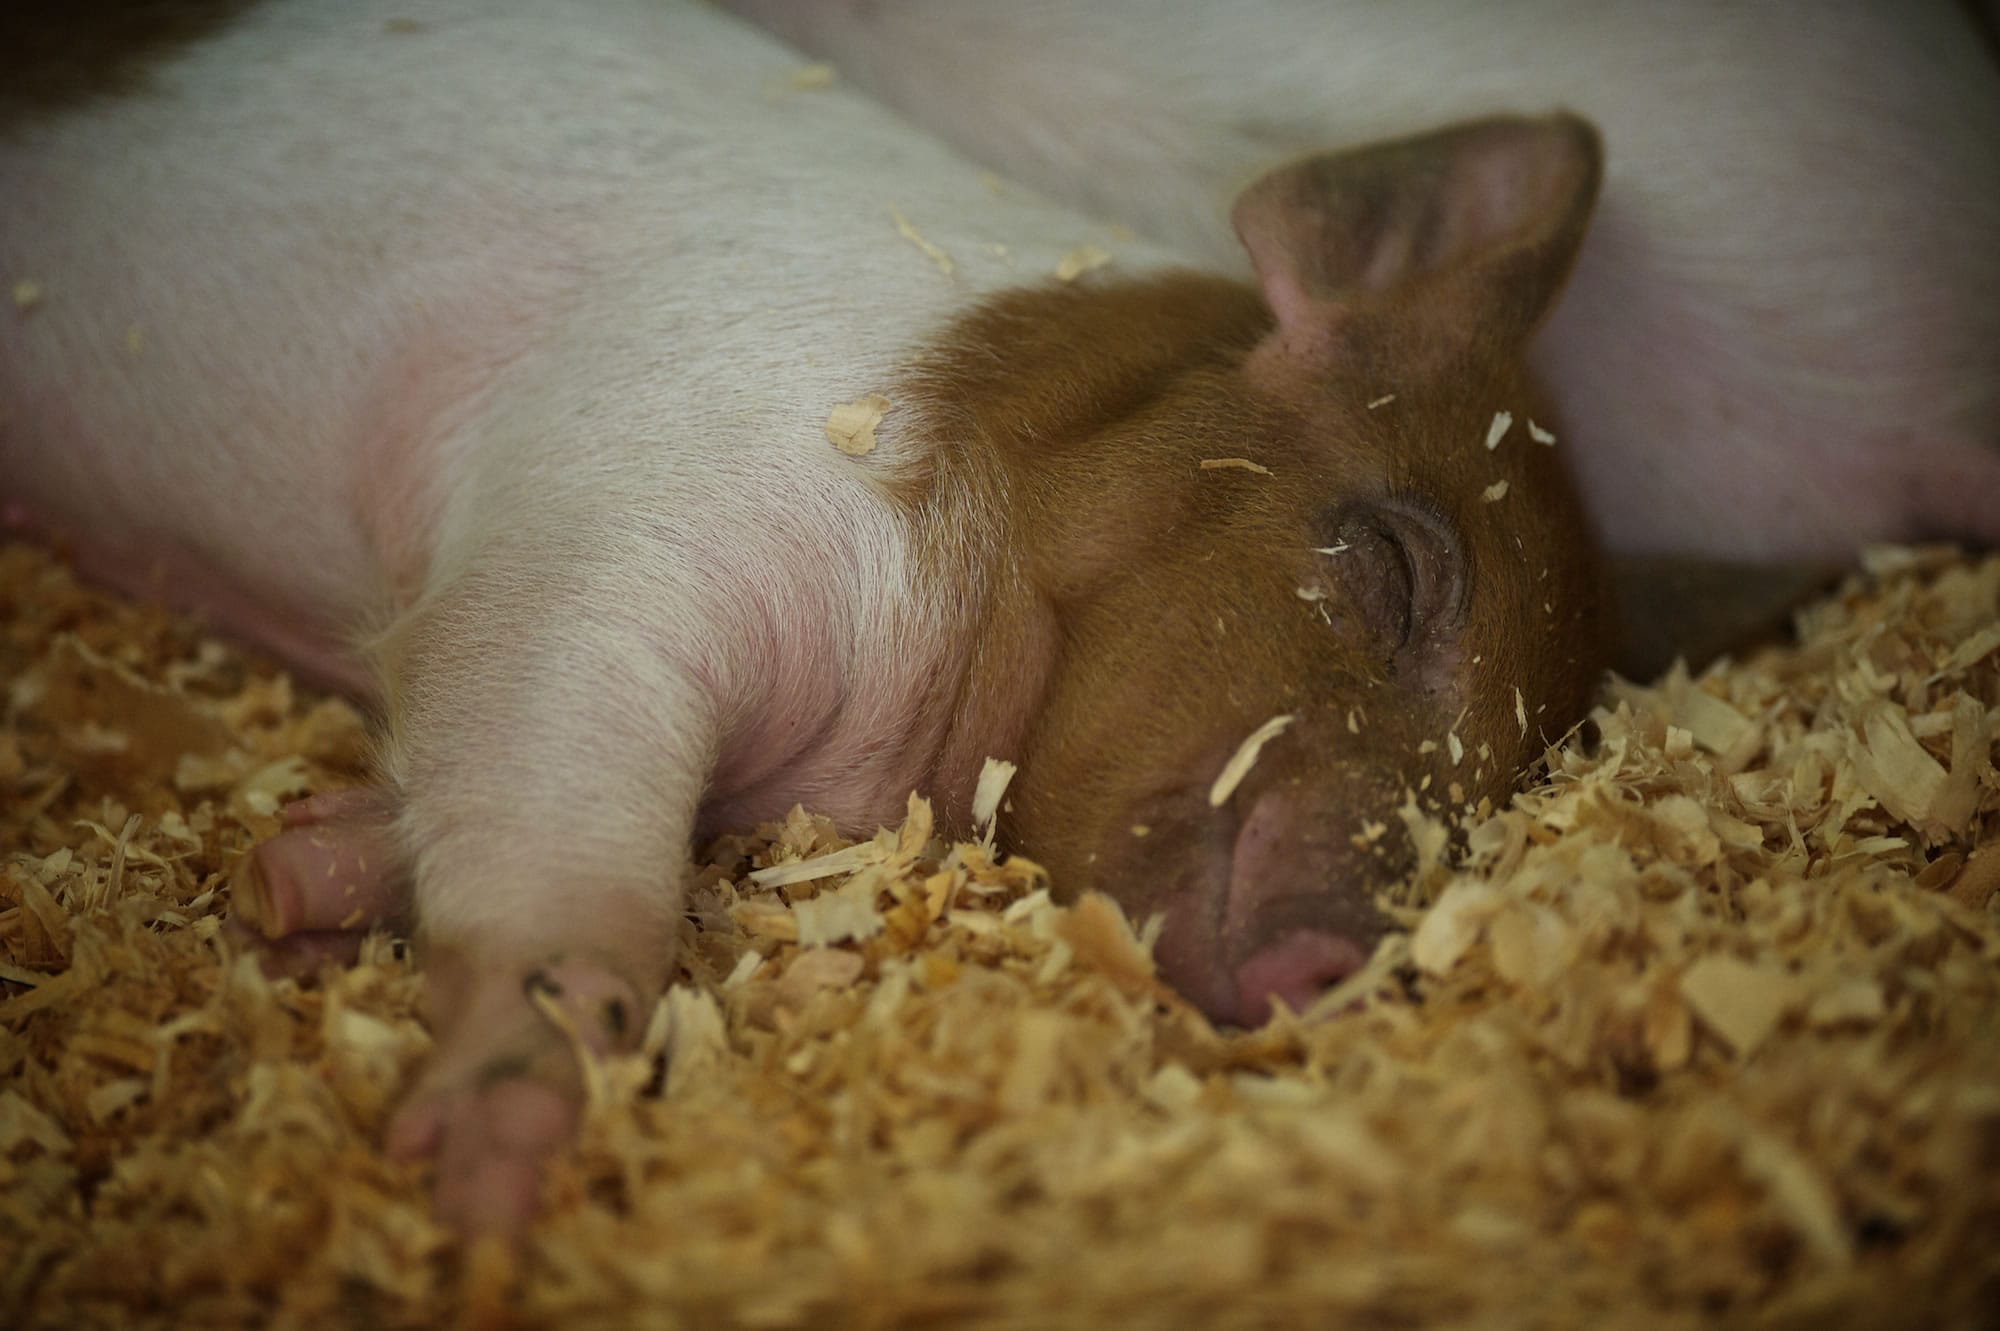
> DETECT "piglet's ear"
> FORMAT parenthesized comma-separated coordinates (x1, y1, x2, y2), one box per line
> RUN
(1232, 113, 1603, 355)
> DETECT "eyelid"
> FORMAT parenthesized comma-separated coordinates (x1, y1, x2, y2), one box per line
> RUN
(1382, 492, 1468, 620)
(1382, 485, 1452, 528)
(1332, 495, 1468, 648)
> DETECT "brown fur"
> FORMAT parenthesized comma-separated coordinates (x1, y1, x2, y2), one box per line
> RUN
(887, 114, 1610, 1018)
(899, 265, 1605, 1014)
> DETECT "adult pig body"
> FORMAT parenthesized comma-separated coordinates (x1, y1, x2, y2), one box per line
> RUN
(728, 0, 2000, 563)
(1, 0, 1607, 1230)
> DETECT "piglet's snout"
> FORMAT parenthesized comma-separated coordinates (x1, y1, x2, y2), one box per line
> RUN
(1220, 794, 1395, 1026)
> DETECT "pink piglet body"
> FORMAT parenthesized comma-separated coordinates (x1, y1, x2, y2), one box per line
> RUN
(3, 0, 1609, 1231)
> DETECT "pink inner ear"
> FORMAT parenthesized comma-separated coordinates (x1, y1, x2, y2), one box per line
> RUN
(1354, 226, 1419, 295)
(1231, 114, 1603, 354)
(1258, 263, 1321, 341)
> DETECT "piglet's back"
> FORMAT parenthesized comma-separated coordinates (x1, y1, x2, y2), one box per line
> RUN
(0, 0, 1181, 677)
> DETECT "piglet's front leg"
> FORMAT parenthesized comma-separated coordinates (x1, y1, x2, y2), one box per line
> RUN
(369, 532, 724, 1235)
(385, 947, 648, 1232)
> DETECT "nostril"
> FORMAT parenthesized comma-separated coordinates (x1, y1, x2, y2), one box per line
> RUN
(1232, 930, 1369, 1026)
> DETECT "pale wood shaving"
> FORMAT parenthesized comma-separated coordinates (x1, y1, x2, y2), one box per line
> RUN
(971, 756, 1016, 840)
(3, 539, 1997, 1329)
(1679, 954, 1800, 1056)
(824, 393, 890, 457)
(1207, 713, 1295, 807)
(1053, 245, 1111, 282)
(784, 63, 836, 91)
(888, 206, 955, 278)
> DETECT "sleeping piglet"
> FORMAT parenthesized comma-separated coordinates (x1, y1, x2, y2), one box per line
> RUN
(728, 0, 2000, 627)
(0, 0, 1605, 1231)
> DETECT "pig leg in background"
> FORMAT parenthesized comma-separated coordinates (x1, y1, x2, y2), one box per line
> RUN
(226, 788, 407, 978)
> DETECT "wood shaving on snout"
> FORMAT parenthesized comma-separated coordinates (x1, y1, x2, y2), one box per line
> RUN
(1209, 713, 1296, 806)
(2, 538, 1998, 1330)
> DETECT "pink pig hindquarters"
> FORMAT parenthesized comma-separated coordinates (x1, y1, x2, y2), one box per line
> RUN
(727, 0, 2000, 562)
(0, 0, 1184, 1229)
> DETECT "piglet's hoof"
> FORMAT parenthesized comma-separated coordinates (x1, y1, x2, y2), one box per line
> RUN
(388, 1070, 581, 1236)
(388, 954, 646, 1236)
(227, 788, 405, 976)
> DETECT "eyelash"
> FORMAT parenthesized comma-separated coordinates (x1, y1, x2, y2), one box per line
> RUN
(1381, 486, 1453, 532)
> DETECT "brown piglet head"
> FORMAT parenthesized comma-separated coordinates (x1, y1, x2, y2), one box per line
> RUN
(929, 114, 1609, 1027)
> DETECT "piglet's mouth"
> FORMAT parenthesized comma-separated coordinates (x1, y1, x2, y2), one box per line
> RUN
(1216, 887, 1384, 1028)
(1117, 791, 1393, 1029)
(1231, 930, 1372, 1026)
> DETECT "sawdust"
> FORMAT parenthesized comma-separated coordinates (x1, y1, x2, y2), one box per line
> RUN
(1197, 457, 1273, 476)
(2, 539, 1997, 1329)
(1053, 245, 1111, 282)
(1208, 714, 1296, 808)
(824, 394, 891, 457)
(888, 207, 954, 280)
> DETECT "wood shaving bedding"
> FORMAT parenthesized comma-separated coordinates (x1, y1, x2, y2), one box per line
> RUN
(1, 539, 1996, 1330)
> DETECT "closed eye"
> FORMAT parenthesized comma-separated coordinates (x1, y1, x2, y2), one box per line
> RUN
(1316, 499, 1466, 658)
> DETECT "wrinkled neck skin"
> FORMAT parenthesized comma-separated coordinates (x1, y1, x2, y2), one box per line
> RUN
(684, 477, 1057, 844)
(705, 271, 1279, 846)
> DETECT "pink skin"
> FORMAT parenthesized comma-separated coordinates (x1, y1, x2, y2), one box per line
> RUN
(230, 926, 387, 981)
(227, 789, 406, 976)
(3, 503, 371, 696)
(1223, 795, 1380, 1023)
(252, 786, 1369, 1075)
(225, 796, 638, 1231)
(723, 0, 2000, 564)
(1128, 779, 1391, 1029)
(247, 783, 1370, 1169)
(1233, 933, 1370, 1024)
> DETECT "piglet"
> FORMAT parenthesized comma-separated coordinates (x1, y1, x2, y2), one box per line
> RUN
(729, 0, 2000, 597)
(0, 0, 1605, 1231)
